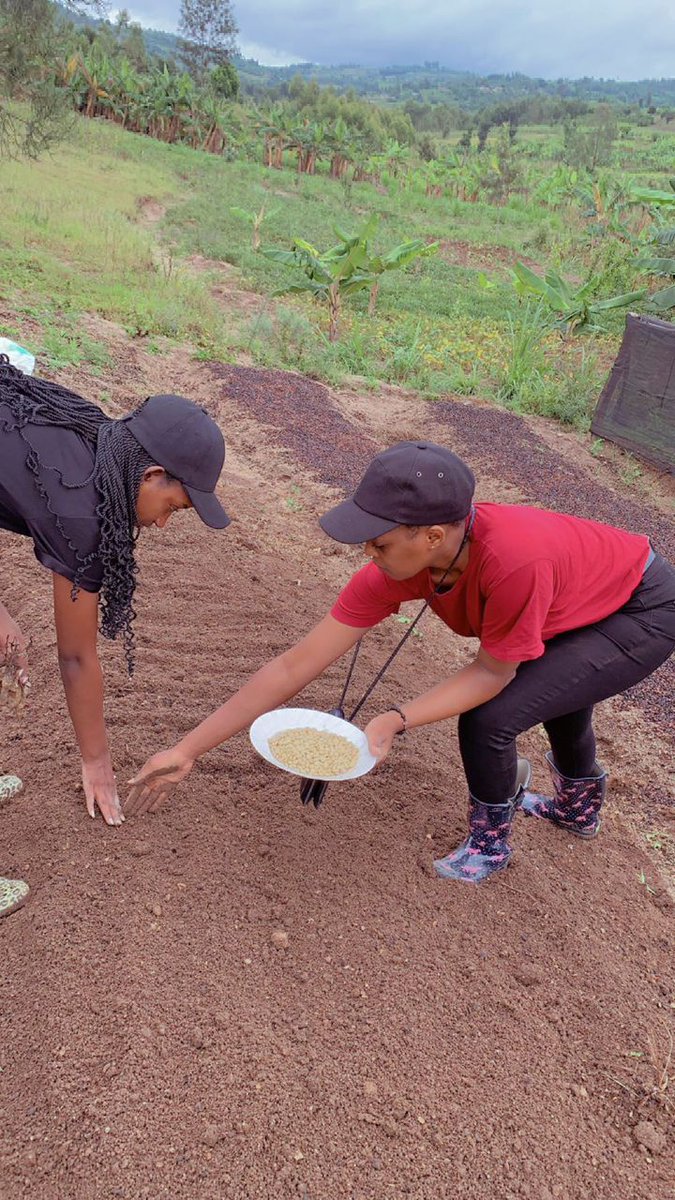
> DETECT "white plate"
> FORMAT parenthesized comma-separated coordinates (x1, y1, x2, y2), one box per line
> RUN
(250, 707, 377, 781)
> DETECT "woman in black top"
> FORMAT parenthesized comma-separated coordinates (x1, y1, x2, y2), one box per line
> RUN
(0, 359, 229, 905)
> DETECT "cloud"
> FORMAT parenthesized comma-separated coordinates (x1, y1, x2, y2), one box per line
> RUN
(126, 0, 675, 79)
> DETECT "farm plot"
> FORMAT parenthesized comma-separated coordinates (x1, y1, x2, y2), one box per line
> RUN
(0, 347, 673, 1200)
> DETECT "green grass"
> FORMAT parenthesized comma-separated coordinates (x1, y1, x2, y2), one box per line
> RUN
(0, 121, 228, 355)
(0, 113, 673, 428)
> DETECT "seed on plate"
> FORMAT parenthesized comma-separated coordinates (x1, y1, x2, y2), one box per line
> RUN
(268, 727, 359, 777)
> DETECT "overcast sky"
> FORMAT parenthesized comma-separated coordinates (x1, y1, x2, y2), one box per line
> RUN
(123, 1, 675, 80)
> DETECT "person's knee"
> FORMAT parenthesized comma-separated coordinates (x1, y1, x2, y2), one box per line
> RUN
(458, 705, 513, 754)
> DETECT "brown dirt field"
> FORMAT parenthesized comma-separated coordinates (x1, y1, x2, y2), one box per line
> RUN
(437, 239, 541, 276)
(1, 340, 674, 1200)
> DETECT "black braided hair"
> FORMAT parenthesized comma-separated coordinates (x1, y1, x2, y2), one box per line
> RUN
(0, 355, 160, 674)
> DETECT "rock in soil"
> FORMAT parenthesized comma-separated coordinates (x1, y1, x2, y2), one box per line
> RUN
(633, 1121, 667, 1155)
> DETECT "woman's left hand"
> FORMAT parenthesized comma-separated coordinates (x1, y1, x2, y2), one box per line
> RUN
(364, 711, 404, 764)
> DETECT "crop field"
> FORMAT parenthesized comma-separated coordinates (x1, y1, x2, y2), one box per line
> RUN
(1, 111, 674, 1199)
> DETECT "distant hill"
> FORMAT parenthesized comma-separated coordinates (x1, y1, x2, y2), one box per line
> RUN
(54, 5, 675, 111)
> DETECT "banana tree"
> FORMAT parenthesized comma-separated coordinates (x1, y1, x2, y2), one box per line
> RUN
(327, 117, 353, 179)
(384, 139, 410, 178)
(262, 215, 438, 342)
(258, 106, 292, 169)
(230, 201, 279, 250)
(290, 119, 327, 174)
(511, 262, 646, 336)
(66, 51, 112, 119)
(635, 226, 675, 310)
(446, 157, 483, 202)
(199, 93, 229, 155)
(107, 58, 140, 129)
(534, 165, 583, 207)
(575, 174, 634, 240)
(422, 159, 447, 198)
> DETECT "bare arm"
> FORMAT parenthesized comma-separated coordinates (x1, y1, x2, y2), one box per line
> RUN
(182, 615, 365, 759)
(400, 647, 518, 728)
(53, 573, 123, 826)
(125, 614, 368, 814)
(365, 647, 520, 761)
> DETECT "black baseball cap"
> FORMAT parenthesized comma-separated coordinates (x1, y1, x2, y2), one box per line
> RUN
(124, 394, 230, 529)
(320, 441, 475, 544)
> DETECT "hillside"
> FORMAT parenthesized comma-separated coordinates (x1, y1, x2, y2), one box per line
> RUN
(53, 4, 675, 110)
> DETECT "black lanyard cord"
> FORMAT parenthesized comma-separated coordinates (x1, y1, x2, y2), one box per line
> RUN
(344, 505, 476, 723)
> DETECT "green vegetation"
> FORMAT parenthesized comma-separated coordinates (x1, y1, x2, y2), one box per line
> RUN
(262, 215, 437, 341)
(510, 263, 646, 335)
(230, 201, 278, 250)
(2, 5, 675, 429)
(0, 122, 226, 366)
(2, 106, 674, 424)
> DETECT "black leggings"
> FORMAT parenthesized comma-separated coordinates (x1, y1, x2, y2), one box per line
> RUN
(458, 553, 675, 803)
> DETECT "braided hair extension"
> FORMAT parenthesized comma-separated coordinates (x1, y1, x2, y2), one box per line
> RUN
(0, 355, 158, 674)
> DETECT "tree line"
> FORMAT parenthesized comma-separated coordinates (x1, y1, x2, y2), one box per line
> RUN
(1, 0, 673, 168)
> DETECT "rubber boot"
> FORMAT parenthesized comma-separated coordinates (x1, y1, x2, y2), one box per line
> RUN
(0, 876, 29, 918)
(520, 752, 607, 839)
(0, 774, 28, 917)
(434, 758, 531, 884)
(0, 774, 23, 806)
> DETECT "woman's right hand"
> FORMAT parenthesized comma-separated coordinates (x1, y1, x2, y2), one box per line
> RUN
(124, 746, 195, 817)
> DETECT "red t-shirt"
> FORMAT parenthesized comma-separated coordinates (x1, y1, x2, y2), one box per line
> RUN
(331, 503, 651, 662)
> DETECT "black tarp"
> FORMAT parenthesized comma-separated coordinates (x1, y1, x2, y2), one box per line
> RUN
(591, 313, 675, 473)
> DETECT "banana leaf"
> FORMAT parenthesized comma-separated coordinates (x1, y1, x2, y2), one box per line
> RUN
(261, 248, 304, 266)
(631, 187, 675, 206)
(333, 214, 378, 245)
(634, 255, 675, 275)
(292, 237, 321, 257)
(262, 246, 332, 286)
(512, 262, 571, 310)
(649, 283, 675, 309)
(378, 239, 438, 270)
(591, 289, 647, 310)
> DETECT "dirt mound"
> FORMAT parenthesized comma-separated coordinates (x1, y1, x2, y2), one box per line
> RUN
(136, 197, 166, 226)
(1, 351, 673, 1200)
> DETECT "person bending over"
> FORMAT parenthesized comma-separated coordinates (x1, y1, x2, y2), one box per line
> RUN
(126, 441, 675, 885)
(0, 359, 229, 912)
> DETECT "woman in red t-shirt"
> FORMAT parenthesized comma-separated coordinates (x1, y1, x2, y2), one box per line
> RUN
(127, 442, 675, 884)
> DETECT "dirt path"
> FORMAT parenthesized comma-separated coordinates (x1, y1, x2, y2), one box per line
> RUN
(1, 343, 673, 1200)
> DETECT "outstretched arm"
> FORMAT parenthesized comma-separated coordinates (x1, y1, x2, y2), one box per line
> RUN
(53, 573, 123, 826)
(125, 614, 368, 816)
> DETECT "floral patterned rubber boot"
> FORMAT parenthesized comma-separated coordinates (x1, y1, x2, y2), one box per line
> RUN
(0, 774, 23, 806)
(0, 876, 29, 918)
(520, 752, 607, 839)
(0, 775, 29, 916)
(434, 758, 531, 884)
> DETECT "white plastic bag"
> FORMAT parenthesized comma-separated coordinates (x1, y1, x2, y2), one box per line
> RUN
(0, 337, 35, 376)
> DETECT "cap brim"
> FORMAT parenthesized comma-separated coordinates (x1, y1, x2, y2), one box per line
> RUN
(319, 499, 399, 544)
(185, 485, 231, 530)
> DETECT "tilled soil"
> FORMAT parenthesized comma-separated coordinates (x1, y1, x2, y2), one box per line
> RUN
(1, 351, 674, 1200)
